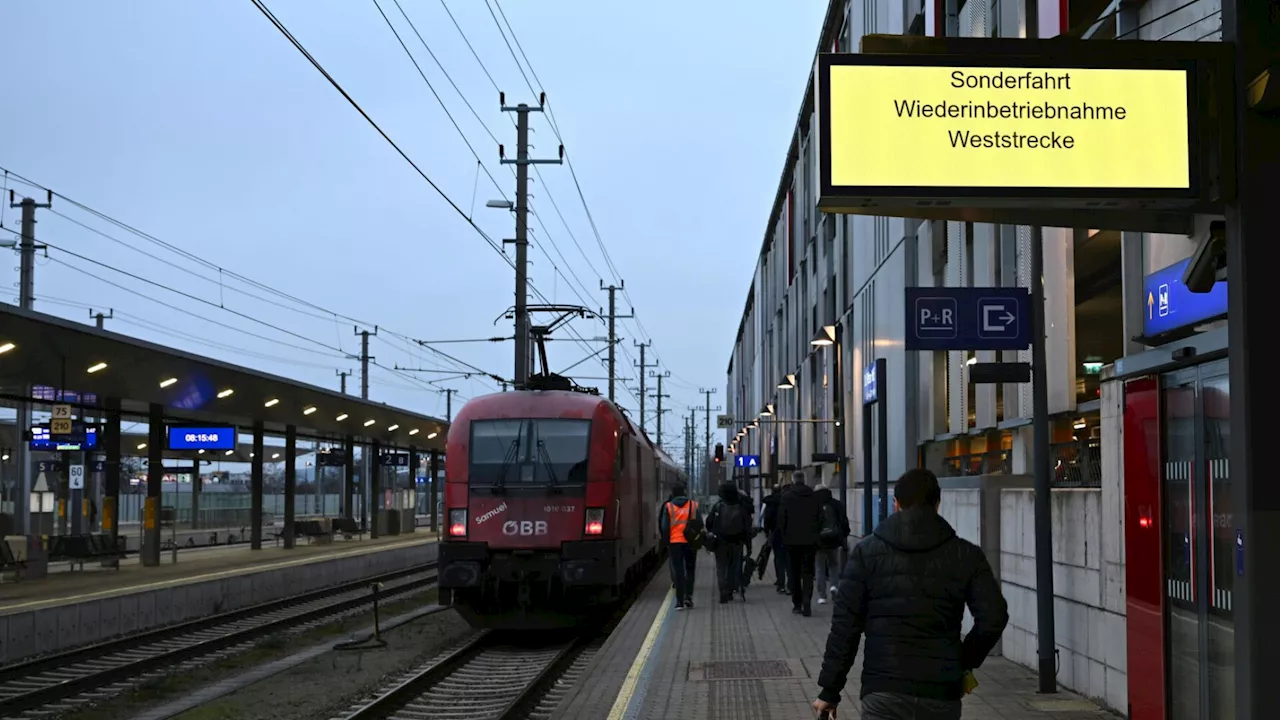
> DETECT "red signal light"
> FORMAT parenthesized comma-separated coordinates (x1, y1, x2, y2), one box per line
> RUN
(448, 509, 467, 537)
(585, 508, 605, 536)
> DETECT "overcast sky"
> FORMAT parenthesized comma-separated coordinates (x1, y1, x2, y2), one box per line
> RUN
(1, 0, 826, 457)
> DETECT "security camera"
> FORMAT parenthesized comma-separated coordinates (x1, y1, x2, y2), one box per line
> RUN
(1181, 220, 1227, 293)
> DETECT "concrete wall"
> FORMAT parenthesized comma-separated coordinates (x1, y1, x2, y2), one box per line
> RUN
(996, 489, 1127, 712)
(0, 540, 438, 664)
(934, 479, 1127, 711)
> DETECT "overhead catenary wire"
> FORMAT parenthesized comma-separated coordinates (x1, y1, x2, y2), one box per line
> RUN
(371, 0, 599, 311)
(245, 0, 605, 373)
(47, 246, 480, 408)
(2, 167, 504, 388)
(438, 3, 685, 403)
(481, 3, 688, 399)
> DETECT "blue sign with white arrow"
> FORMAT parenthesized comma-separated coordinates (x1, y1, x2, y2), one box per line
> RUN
(735, 455, 760, 468)
(1142, 257, 1227, 337)
(904, 287, 1032, 351)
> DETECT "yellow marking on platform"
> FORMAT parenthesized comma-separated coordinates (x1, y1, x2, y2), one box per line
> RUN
(0, 535, 436, 613)
(607, 587, 674, 720)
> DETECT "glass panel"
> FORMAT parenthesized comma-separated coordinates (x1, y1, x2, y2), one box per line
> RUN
(1162, 379, 1200, 720)
(1203, 373, 1234, 717)
(467, 419, 590, 486)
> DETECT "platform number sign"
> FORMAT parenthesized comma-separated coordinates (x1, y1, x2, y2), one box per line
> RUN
(51, 404, 73, 435)
(69, 464, 85, 490)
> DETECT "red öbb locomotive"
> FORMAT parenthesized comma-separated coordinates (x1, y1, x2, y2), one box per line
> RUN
(438, 379, 683, 629)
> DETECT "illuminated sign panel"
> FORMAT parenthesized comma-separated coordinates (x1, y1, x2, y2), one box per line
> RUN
(818, 54, 1197, 199)
(168, 425, 237, 451)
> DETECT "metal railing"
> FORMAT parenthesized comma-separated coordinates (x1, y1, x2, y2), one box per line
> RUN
(939, 452, 1011, 477)
(1051, 439, 1102, 488)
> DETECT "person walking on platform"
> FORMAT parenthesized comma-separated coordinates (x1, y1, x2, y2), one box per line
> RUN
(778, 472, 822, 616)
(762, 484, 790, 593)
(707, 481, 751, 602)
(658, 484, 701, 610)
(813, 482, 850, 605)
(813, 469, 1009, 719)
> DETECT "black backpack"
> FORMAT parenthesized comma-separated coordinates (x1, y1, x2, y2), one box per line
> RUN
(819, 501, 843, 547)
(682, 503, 705, 547)
(717, 501, 748, 540)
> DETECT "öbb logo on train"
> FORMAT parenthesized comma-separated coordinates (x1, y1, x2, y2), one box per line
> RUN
(502, 520, 548, 536)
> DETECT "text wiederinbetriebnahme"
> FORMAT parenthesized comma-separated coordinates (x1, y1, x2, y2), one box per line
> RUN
(890, 70, 1130, 150)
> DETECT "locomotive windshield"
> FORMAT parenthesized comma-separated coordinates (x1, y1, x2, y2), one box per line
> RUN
(468, 418, 591, 487)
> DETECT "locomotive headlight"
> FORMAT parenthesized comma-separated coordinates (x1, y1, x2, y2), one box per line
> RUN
(584, 507, 605, 536)
(448, 509, 467, 538)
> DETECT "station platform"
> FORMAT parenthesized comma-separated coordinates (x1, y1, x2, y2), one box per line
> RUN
(556, 549, 1114, 719)
(0, 531, 437, 664)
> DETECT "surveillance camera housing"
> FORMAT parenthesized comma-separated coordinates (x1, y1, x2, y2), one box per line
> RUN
(1182, 220, 1227, 293)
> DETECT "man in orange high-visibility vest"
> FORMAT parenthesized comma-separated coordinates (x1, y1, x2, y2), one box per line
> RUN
(658, 484, 701, 610)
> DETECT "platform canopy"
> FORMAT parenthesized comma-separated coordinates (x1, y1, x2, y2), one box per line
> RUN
(0, 304, 447, 452)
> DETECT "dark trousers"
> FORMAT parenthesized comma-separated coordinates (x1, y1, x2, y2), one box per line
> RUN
(786, 544, 816, 609)
(860, 692, 962, 719)
(714, 542, 743, 600)
(668, 543, 696, 605)
(771, 532, 789, 588)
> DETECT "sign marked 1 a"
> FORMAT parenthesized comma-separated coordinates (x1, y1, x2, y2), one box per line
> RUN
(734, 455, 760, 468)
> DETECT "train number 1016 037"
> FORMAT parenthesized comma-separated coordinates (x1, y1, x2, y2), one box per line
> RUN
(543, 505, 576, 513)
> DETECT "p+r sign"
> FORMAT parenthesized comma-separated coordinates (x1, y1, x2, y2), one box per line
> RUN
(904, 287, 1032, 352)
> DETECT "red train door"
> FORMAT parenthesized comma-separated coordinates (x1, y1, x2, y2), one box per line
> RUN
(1124, 377, 1166, 720)
(1160, 360, 1234, 719)
(1125, 360, 1234, 720)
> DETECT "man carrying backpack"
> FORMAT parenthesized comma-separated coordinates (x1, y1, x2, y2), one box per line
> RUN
(707, 481, 751, 602)
(659, 484, 701, 610)
(813, 482, 851, 605)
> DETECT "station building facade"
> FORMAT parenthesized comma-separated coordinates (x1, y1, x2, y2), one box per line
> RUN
(723, 0, 1228, 716)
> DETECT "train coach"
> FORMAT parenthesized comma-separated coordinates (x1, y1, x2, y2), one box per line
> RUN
(437, 378, 684, 629)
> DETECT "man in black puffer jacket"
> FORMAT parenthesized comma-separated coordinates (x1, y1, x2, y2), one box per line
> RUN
(813, 468, 1008, 719)
(778, 472, 822, 616)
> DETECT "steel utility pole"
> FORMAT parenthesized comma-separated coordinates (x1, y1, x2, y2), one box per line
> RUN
(600, 281, 633, 402)
(1019, 0, 1056, 696)
(698, 388, 720, 494)
(354, 327, 377, 400)
(7, 191, 51, 534)
(688, 408, 697, 492)
(683, 416, 692, 480)
(649, 370, 670, 449)
(500, 93, 563, 387)
(336, 370, 352, 395)
(90, 309, 113, 329)
(442, 388, 456, 422)
(353, 326, 375, 533)
(634, 341, 651, 433)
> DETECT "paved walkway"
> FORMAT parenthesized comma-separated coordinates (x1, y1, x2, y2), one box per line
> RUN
(559, 550, 1116, 719)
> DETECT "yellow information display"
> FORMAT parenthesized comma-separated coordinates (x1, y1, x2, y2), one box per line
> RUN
(823, 62, 1192, 191)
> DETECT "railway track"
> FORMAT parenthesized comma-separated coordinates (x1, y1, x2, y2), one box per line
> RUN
(333, 630, 598, 720)
(0, 563, 438, 719)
